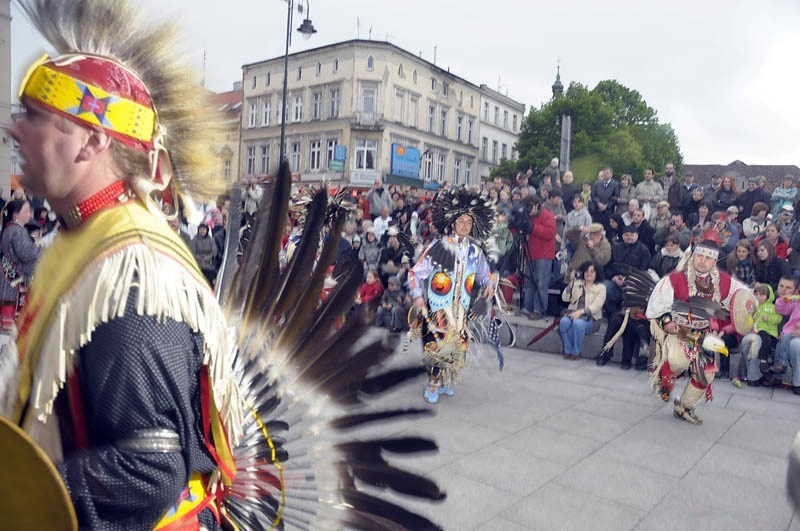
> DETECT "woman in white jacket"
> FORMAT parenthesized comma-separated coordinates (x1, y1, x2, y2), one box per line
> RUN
(559, 260, 607, 359)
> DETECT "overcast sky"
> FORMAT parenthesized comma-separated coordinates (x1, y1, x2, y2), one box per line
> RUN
(9, 0, 800, 166)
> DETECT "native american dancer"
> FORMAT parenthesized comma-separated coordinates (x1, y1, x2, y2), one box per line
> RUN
(645, 240, 754, 424)
(408, 189, 496, 404)
(0, 1, 444, 529)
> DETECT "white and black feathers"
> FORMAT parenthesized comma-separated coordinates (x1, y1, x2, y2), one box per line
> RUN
(430, 188, 496, 240)
(218, 161, 445, 530)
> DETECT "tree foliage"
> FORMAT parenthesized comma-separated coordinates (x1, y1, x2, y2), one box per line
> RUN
(512, 79, 683, 184)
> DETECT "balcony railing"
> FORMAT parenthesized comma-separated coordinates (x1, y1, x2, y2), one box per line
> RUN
(351, 111, 384, 130)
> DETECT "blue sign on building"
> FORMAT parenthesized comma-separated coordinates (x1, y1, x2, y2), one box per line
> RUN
(390, 144, 421, 179)
(334, 145, 347, 161)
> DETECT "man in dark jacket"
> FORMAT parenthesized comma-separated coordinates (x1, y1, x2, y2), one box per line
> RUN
(591, 167, 619, 231)
(738, 177, 771, 224)
(597, 225, 651, 367)
(603, 225, 651, 310)
(631, 208, 656, 255)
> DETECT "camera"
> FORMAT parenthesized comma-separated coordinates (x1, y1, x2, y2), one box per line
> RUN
(574, 269, 583, 280)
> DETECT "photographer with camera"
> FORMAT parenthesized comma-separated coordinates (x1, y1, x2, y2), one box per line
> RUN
(560, 261, 606, 359)
(654, 211, 692, 251)
(564, 223, 611, 282)
(522, 196, 556, 320)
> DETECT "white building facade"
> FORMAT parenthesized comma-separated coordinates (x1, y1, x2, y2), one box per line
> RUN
(240, 40, 493, 188)
(476, 84, 526, 181)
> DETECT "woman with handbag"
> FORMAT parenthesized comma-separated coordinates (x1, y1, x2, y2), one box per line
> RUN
(559, 260, 606, 360)
(0, 199, 41, 331)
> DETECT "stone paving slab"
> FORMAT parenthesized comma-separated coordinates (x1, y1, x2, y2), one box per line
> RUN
(554, 453, 678, 511)
(378, 343, 799, 530)
(501, 483, 646, 531)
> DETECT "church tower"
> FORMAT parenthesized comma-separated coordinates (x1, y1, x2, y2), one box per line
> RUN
(551, 64, 564, 99)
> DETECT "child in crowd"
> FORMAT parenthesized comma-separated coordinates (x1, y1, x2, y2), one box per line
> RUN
(356, 269, 384, 305)
(580, 182, 592, 206)
(736, 283, 782, 387)
(355, 269, 384, 322)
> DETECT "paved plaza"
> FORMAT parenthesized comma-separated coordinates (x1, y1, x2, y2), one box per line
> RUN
(369, 344, 800, 531)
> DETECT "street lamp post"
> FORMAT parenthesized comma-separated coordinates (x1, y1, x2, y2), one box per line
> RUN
(278, 0, 317, 165)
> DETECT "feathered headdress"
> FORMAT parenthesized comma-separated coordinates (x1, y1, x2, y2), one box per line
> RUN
(430, 187, 495, 240)
(17, 0, 223, 205)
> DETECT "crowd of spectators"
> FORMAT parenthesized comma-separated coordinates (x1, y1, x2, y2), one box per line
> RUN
(285, 166, 800, 394)
(7, 163, 800, 392)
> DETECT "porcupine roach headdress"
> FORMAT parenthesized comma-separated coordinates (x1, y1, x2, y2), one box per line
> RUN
(16, 0, 224, 207)
(430, 187, 496, 240)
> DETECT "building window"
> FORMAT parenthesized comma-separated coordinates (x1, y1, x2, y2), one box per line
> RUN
(456, 114, 463, 141)
(355, 138, 377, 170)
(412, 70, 417, 84)
(398, 64, 404, 77)
(437, 153, 445, 182)
(470, 95, 474, 107)
(501, 143, 507, 160)
(246, 146, 256, 175)
(512, 114, 518, 132)
(248, 100, 258, 128)
(408, 95, 418, 128)
(333, 58, 339, 72)
(260, 145, 270, 174)
(276, 97, 284, 123)
(297, 66, 302, 80)
(453, 157, 461, 185)
(266, 72, 271, 86)
(440, 109, 448, 137)
(431, 78, 437, 92)
(360, 83, 378, 114)
(224, 159, 231, 180)
(261, 98, 271, 126)
(427, 105, 436, 133)
(292, 94, 303, 122)
(443, 83, 449, 96)
(327, 139, 337, 168)
(312, 91, 322, 120)
(290, 142, 301, 172)
(309, 140, 321, 171)
(366, 55, 374, 70)
(503, 110, 509, 129)
(481, 137, 488, 160)
(483, 102, 490, 121)
(465, 160, 472, 182)
(494, 106, 500, 125)
(467, 118, 474, 144)
(393, 88, 405, 123)
(316, 62, 321, 76)
(423, 150, 432, 179)
(251, 75, 256, 89)
(492, 140, 498, 163)
(329, 88, 340, 118)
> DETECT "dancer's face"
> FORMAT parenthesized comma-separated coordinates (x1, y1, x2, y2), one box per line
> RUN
(454, 214, 473, 238)
(692, 253, 716, 274)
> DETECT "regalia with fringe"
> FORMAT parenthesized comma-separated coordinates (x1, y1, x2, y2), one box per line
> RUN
(0, 1, 445, 529)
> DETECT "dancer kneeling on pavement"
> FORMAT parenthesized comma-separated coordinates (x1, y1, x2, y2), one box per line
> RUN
(645, 240, 753, 424)
(409, 188, 495, 404)
(560, 261, 606, 360)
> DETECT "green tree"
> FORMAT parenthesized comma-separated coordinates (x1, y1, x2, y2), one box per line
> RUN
(514, 79, 683, 184)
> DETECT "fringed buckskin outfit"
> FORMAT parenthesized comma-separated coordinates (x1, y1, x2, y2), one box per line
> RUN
(645, 244, 747, 424)
(10, 197, 237, 529)
(409, 188, 494, 403)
